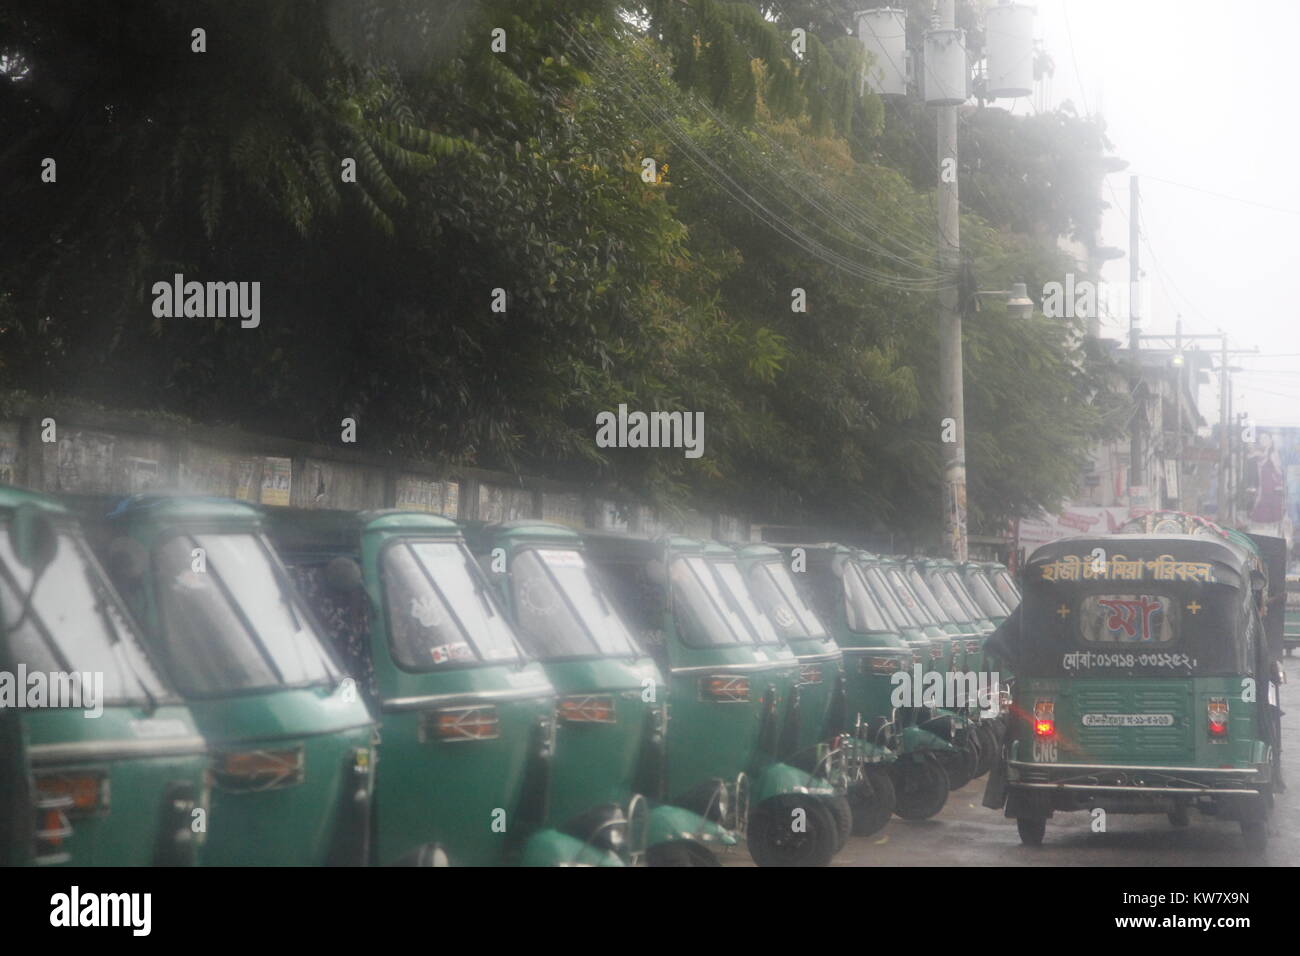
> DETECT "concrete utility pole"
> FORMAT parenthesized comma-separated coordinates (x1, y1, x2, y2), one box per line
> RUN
(1128, 175, 1144, 503)
(1220, 336, 1231, 524)
(937, 0, 966, 562)
(1173, 318, 1183, 509)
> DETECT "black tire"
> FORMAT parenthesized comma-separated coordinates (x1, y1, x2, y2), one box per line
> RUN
(892, 753, 950, 820)
(646, 842, 720, 867)
(1017, 815, 1047, 846)
(1167, 805, 1190, 827)
(974, 723, 997, 778)
(747, 795, 838, 867)
(849, 766, 896, 837)
(1240, 819, 1268, 853)
(937, 736, 978, 790)
(826, 794, 853, 853)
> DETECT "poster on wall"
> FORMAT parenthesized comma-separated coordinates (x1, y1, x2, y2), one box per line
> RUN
(260, 457, 292, 507)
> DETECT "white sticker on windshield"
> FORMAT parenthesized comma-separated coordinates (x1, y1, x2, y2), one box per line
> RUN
(773, 607, 796, 629)
(538, 549, 585, 568)
(411, 596, 446, 629)
(430, 642, 474, 664)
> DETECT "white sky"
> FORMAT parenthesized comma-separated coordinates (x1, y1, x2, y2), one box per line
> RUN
(1001, 0, 1300, 427)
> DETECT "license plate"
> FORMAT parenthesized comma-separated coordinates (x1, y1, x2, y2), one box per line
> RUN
(1081, 713, 1175, 727)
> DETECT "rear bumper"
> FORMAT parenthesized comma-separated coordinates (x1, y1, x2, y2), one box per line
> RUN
(1007, 760, 1268, 796)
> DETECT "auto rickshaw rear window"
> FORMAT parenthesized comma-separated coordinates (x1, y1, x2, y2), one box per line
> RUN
(1078, 594, 1178, 644)
(668, 555, 751, 647)
(709, 559, 780, 644)
(383, 540, 521, 670)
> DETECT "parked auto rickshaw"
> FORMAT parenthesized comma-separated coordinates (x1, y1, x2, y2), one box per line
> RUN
(733, 544, 895, 838)
(1285, 575, 1300, 656)
(584, 532, 842, 866)
(984, 533, 1283, 852)
(86, 495, 378, 866)
(267, 508, 627, 866)
(985, 562, 1022, 614)
(466, 520, 735, 865)
(778, 544, 953, 821)
(0, 487, 209, 866)
(860, 553, 981, 789)
(960, 562, 1013, 627)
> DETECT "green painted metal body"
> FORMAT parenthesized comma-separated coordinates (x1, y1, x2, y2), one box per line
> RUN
(771, 544, 950, 758)
(0, 485, 209, 866)
(470, 521, 734, 860)
(582, 533, 834, 834)
(999, 534, 1278, 822)
(93, 496, 377, 865)
(267, 508, 602, 866)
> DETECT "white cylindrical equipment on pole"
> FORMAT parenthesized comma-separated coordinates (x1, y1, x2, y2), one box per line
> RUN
(984, 2, 1035, 98)
(923, 27, 967, 105)
(856, 7, 908, 97)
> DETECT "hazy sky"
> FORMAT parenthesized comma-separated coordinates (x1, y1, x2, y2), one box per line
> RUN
(1002, 0, 1300, 428)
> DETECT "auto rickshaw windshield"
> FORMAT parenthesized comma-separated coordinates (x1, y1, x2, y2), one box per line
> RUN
(942, 570, 984, 621)
(669, 555, 752, 647)
(844, 562, 891, 633)
(861, 565, 914, 631)
(746, 560, 827, 639)
(383, 539, 521, 670)
(905, 567, 953, 624)
(509, 547, 640, 659)
(885, 567, 938, 626)
(154, 532, 342, 695)
(0, 526, 167, 703)
(990, 569, 1021, 610)
(967, 571, 1009, 617)
(709, 559, 780, 644)
(924, 570, 972, 623)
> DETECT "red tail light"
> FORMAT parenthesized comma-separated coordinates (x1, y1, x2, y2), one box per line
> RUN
(701, 675, 750, 703)
(868, 657, 900, 673)
(1033, 699, 1055, 737)
(215, 747, 306, 790)
(798, 664, 824, 686)
(929, 645, 942, 660)
(1207, 697, 1229, 740)
(425, 706, 500, 742)
(558, 694, 617, 724)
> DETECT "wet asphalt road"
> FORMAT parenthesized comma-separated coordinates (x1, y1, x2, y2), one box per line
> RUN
(724, 655, 1300, 867)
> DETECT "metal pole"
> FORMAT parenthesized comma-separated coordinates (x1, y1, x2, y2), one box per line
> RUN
(1173, 318, 1182, 509)
(937, 0, 966, 562)
(1220, 336, 1231, 525)
(1128, 175, 1144, 503)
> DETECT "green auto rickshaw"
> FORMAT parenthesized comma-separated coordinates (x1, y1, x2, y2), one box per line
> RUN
(985, 562, 1022, 615)
(960, 562, 1013, 627)
(860, 553, 980, 790)
(0, 487, 209, 866)
(584, 532, 842, 866)
(268, 508, 623, 866)
(467, 521, 736, 865)
(85, 495, 378, 866)
(734, 544, 896, 838)
(1284, 575, 1300, 655)
(985, 533, 1283, 852)
(778, 544, 953, 822)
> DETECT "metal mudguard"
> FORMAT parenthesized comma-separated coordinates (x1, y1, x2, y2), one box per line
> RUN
(648, 805, 738, 848)
(899, 724, 957, 754)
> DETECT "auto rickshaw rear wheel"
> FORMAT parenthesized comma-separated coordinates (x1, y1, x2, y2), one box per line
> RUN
(826, 794, 853, 852)
(746, 795, 838, 867)
(646, 842, 720, 867)
(891, 753, 949, 820)
(848, 766, 896, 837)
(1016, 816, 1047, 846)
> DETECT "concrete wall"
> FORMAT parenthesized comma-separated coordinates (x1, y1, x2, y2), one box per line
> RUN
(0, 404, 750, 539)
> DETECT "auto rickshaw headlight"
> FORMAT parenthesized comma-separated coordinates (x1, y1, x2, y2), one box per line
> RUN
(1032, 699, 1055, 738)
(1207, 697, 1229, 740)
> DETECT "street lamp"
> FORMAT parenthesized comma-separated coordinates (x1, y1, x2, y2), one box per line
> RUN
(972, 282, 1035, 320)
